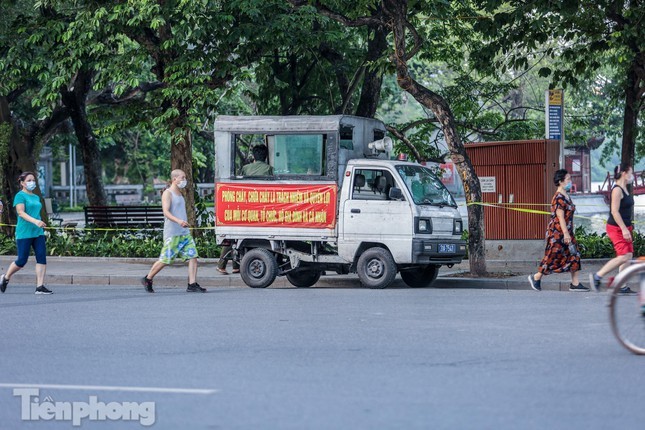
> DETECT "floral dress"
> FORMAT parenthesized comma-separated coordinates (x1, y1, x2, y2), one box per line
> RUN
(538, 192, 580, 274)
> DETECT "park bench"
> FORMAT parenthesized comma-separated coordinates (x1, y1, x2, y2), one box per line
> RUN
(44, 198, 78, 228)
(84, 205, 165, 228)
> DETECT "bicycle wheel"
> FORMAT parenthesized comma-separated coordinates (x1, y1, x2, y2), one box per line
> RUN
(609, 265, 645, 355)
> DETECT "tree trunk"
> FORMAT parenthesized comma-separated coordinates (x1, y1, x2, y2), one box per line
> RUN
(60, 69, 107, 206)
(385, 0, 486, 275)
(0, 96, 19, 231)
(355, 22, 388, 118)
(170, 127, 196, 229)
(0, 98, 44, 227)
(620, 62, 639, 169)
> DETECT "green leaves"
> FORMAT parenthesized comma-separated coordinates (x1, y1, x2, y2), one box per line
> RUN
(538, 67, 552, 78)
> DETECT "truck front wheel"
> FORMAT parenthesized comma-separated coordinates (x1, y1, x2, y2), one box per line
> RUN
(286, 269, 321, 288)
(357, 247, 397, 289)
(240, 248, 278, 288)
(400, 265, 439, 288)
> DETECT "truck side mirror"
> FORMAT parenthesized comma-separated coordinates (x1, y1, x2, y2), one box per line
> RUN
(389, 187, 403, 200)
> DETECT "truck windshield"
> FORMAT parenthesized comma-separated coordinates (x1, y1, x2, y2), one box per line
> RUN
(396, 164, 457, 207)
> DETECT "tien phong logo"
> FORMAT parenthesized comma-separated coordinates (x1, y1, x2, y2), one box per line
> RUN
(14, 388, 156, 426)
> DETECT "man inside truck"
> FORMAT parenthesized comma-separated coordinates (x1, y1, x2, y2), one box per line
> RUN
(241, 144, 274, 176)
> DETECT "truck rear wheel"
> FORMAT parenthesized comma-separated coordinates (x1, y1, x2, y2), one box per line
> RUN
(286, 269, 321, 288)
(357, 247, 397, 289)
(400, 265, 439, 288)
(240, 248, 278, 288)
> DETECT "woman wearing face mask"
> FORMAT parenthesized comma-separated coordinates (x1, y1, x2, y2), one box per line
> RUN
(0, 172, 52, 294)
(528, 169, 589, 292)
(589, 163, 637, 294)
(141, 169, 205, 293)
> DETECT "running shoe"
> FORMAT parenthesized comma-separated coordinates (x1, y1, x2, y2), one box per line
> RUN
(186, 283, 207, 293)
(589, 273, 602, 292)
(618, 286, 637, 295)
(35, 286, 53, 295)
(0, 273, 8, 293)
(141, 276, 154, 293)
(528, 275, 541, 291)
(569, 283, 590, 292)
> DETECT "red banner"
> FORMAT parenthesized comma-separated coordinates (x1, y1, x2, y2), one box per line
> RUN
(216, 183, 337, 228)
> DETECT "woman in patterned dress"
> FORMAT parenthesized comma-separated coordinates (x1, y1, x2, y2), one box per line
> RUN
(528, 169, 589, 292)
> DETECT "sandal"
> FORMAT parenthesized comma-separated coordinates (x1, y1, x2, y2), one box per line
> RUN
(232, 269, 240, 274)
(216, 268, 229, 275)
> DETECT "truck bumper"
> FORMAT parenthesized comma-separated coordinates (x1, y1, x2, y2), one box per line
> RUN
(411, 239, 467, 265)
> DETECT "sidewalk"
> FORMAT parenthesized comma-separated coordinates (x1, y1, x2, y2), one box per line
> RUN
(0, 256, 610, 291)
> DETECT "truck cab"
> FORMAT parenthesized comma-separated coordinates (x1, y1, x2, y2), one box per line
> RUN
(214, 115, 466, 289)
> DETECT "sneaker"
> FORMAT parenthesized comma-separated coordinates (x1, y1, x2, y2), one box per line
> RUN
(569, 283, 590, 292)
(187, 282, 207, 293)
(141, 276, 154, 293)
(35, 286, 53, 295)
(528, 275, 541, 291)
(618, 286, 637, 295)
(0, 273, 8, 293)
(589, 273, 601, 292)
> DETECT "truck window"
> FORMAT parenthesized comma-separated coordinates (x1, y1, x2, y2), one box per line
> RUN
(340, 125, 353, 150)
(234, 134, 266, 176)
(396, 164, 457, 207)
(234, 133, 326, 176)
(352, 169, 400, 201)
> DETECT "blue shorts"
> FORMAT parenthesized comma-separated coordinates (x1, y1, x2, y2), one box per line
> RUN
(15, 235, 47, 267)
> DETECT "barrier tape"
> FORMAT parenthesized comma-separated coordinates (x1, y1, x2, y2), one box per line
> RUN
(0, 201, 643, 230)
(466, 201, 644, 225)
(0, 222, 215, 232)
(467, 202, 645, 207)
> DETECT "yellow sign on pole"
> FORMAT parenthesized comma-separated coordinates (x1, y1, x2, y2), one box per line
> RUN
(548, 89, 563, 105)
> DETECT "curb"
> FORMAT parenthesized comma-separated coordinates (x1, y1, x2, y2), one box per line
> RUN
(435, 277, 579, 292)
(4, 273, 575, 291)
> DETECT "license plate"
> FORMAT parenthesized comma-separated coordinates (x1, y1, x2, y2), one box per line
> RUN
(438, 244, 456, 253)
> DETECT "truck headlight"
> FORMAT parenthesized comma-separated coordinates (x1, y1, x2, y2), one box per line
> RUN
(453, 219, 463, 235)
(416, 218, 432, 234)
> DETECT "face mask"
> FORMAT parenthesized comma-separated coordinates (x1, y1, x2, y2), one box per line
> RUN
(25, 181, 37, 191)
(563, 183, 572, 192)
(177, 180, 188, 189)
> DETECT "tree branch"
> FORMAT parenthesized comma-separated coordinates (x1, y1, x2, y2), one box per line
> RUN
(385, 124, 424, 161)
(287, 1, 384, 27)
(87, 82, 166, 106)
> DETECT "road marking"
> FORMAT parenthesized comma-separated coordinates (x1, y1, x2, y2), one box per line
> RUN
(0, 383, 217, 395)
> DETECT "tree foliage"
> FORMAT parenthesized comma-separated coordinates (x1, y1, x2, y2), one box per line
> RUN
(472, 0, 644, 166)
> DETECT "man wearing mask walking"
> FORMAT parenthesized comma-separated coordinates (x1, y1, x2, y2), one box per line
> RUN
(141, 169, 205, 293)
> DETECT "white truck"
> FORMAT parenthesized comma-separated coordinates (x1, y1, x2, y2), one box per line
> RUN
(214, 115, 466, 289)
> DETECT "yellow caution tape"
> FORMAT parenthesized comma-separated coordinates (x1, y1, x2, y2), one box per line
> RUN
(465, 202, 644, 225)
(0, 222, 215, 232)
(1, 201, 642, 231)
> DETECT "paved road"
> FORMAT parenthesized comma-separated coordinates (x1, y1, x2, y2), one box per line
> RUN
(0, 284, 642, 429)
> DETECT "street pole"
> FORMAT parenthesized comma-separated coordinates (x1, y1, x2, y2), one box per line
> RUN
(545, 89, 564, 168)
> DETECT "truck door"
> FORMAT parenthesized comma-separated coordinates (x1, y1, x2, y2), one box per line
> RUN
(340, 168, 413, 262)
